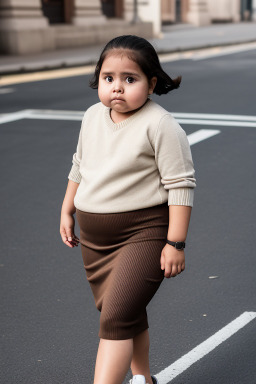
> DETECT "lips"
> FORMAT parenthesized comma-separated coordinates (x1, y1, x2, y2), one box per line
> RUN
(112, 98, 125, 102)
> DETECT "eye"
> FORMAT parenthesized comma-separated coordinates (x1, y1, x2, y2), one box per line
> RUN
(126, 76, 135, 84)
(105, 76, 113, 83)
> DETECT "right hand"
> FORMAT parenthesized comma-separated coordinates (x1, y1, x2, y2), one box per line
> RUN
(60, 212, 80, 248)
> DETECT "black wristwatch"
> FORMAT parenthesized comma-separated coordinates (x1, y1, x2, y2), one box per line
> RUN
(166, 239, 186, 250)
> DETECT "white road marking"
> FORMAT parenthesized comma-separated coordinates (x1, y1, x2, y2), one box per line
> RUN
(1, 110, 222, 146)
(0, 109, 83, 124)
(155, 311, 256, 384)
(192, 42, 256, 61)
(187, 129, 220, 145)
(172, 112, 256, 122)
(1, 43, 255, 86)
(1, 110, 256, 130)
(178, 118, 256, 128)
(0, 87, 15, 94)
(27, 109, 83, 121)
(0, 110, 30, 124)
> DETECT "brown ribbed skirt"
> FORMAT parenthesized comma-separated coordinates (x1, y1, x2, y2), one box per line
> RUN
(76, 202, 169, 340)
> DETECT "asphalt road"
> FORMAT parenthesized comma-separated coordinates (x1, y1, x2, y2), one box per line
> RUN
(1, 47, 256, 384)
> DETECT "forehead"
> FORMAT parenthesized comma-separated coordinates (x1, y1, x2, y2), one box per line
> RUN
(101, 50, 142, 73)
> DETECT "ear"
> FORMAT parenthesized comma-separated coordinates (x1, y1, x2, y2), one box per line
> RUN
(148, 77, 157, 94)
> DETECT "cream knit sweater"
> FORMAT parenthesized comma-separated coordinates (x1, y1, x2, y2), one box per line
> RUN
(68, 99, 196, 213)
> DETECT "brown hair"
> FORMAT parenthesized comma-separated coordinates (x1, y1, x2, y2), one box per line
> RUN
(89, 35, 181, 95)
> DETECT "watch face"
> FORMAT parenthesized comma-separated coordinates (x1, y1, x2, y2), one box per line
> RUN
(176, 242, 184, 250)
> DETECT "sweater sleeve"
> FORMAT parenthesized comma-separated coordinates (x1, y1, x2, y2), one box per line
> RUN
(67, 117, 84, 184)
(154, 114, 196, 207)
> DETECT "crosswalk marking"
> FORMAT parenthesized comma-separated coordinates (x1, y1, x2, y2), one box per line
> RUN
(0, 109, 256, 128)
(187, 129, 220, 145)
(155, 311, 256, 383)
(1, 110, 255, 128)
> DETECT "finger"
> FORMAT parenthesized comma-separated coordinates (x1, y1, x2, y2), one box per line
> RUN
(181, 262, 185, 271)
(64, 239, 74, 248)
(160, 252, 165, 270)
(66, 227, 74, 240)
(164, 264, 172, 279)
(68, 236, 79, 243)
(171, 265, 178, 277)
(177, 264, 182, 274)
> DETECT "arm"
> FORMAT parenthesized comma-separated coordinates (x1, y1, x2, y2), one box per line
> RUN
(61, 179, 79, 216)
(160, 205, 192, 278)
(154, 115, 196, 277)
(60, 114, 85, 248)
(60, 180, 80, 248)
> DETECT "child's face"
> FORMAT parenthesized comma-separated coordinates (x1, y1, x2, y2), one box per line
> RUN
(98, 52, 156, 122)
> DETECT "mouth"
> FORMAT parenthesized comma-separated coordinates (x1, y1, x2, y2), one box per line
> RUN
(112, 98, 125, 102)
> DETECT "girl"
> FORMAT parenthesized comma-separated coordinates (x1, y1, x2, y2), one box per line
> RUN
(60, 35, 196, 384)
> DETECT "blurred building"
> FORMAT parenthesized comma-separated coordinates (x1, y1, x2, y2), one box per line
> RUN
(161, 0, 253, 25)
(0, 0, 154, 55)
(253, 0, 256, 21)
(0, 0, 254, 55)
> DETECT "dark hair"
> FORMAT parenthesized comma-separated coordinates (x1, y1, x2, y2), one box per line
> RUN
(89, 35, 181, 95)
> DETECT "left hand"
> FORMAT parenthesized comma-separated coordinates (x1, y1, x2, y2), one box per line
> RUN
(160, 244, 185, 278)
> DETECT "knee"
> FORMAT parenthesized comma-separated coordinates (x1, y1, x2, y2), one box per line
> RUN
(99, 305, 148, 340)
(100, 306, 129, 338)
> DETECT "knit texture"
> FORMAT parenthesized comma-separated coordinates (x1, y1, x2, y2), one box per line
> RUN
(68, 99, 196, 213)
(76, 202, 169, 340)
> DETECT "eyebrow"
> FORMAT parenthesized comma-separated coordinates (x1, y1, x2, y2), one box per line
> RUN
(101, 72, 141, 77)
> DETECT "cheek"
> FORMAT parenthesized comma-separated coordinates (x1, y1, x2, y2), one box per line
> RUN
(128, 84, 149, 104)
(98, 82, 109, 103)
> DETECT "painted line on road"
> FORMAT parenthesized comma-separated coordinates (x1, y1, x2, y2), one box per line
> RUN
(155, 311, 256, 384)
(0, 110, 31, 124)
(172, 112, 256, 122)
(187, 129, 220, 145)
(1, 110, 256, 129)
(0, 109, 84, 124)
(1, 43, 256, 86)
(177, 118, 256, 128)
(0, 65, 96, 86)
(159, 42, 256, 63)
(0, 110, 222, 146)
(192, 42, 256, 61)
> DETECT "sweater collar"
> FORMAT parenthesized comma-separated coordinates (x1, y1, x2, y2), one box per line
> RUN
(104, 98, 152, 131)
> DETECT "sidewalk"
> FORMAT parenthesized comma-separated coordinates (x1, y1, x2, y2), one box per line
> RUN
(0, 22, 256, 75)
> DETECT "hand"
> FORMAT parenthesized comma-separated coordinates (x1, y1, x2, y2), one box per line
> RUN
(160, 244, 185, 278)
(60, 212, 80, 248)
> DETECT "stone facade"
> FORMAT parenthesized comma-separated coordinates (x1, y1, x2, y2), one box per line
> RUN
(0, 0, 248, 55)
(0, 0, 153, 55)
(161, 0, 242, 26)
(0, 0, 54, 54)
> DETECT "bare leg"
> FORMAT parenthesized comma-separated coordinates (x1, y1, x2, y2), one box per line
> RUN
(94, 338, 133, 384)
(130, 330, 153, 384)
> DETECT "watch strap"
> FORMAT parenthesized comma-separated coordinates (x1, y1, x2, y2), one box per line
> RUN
(166, 239, 186, 250)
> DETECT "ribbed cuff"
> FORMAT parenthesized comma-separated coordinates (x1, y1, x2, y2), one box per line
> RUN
(68, 166, 82, 184)
(168, 188, 194, 207)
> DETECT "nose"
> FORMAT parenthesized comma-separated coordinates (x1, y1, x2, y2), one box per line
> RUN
(113, 79, 123, 93)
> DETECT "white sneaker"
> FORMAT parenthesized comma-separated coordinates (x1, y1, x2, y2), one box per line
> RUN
(129, 375, 159, 384)
(129, 375, 146, 384)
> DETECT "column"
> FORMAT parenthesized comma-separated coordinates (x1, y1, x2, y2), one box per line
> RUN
(0, 0, 55, 54)
(123, 0, 160, 36)
(72, 0, 106, 26)
(186, 0, 210, 26)
(208, 0, 240, 22)
(161, 0, 176, 23)
(231, 0, 241, 22)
